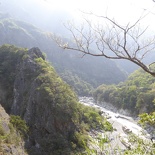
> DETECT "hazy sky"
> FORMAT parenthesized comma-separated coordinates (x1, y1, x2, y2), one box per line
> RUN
(44, 0, 155, 17)
(1, 0, 154, 34)
(44, 0, 154, 12)
(43, 0, 155, 27)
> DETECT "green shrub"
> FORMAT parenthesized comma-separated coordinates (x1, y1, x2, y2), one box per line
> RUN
(10, 115, 28, 136)
(0, 125, 5, 137)
(74, 131, 88, 148)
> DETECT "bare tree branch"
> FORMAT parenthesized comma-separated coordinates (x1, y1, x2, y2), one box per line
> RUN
(53, 13, 155, 77)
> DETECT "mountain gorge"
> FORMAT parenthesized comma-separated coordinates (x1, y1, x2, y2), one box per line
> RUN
(1, 0, 155, 154)
(0, 7, 127, 153)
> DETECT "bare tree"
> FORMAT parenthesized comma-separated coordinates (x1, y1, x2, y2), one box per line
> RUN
(54, 13, 155, 77)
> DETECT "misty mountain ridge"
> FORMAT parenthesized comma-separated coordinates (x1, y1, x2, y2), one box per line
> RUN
(0, 12, 127, 96)
(0, 0, 72, 35)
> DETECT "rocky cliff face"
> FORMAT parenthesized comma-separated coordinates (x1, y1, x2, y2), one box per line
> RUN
(0, 45, 89, 154)
(0, 104, 27, 155)
(9, 47, 77, 154)
(0, 45, 78, 154)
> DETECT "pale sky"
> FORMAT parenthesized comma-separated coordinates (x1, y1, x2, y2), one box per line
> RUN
(13, 0, 154, 34)
(43, 0, 155, 15)
(43, 0, 155, 28)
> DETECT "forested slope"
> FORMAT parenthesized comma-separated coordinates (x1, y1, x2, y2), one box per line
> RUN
(93, 68, 155, 116)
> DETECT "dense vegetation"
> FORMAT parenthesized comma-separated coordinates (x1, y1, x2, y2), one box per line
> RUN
(10, 115, 29, 136)
(93, 68, 155, 115)
(0, 44, 113, 154)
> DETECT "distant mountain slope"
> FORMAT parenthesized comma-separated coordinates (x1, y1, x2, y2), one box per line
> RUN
(0, 13, 127, 94)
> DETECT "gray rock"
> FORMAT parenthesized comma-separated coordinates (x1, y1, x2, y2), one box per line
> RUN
(0, 105, 27, 155)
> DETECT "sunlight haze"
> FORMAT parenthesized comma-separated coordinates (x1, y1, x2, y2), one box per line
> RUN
(43, 0, 155, 29)
(44, 1, 155, 17)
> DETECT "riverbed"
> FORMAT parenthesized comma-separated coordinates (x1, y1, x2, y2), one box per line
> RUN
(79, 96, 151, 150)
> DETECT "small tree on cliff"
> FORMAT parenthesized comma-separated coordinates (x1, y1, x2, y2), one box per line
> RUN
(54, 12, 155, 77)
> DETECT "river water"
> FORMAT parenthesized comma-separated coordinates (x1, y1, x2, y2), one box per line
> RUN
(79, 96, 151, 149)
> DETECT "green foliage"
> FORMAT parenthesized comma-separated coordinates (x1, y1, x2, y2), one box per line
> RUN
(123, 134, 155, 155)
(81, 106, 113, 131)
(74, 132, 89, 148)
(139, 112, 155, 126)
(10, 115, 28, 135)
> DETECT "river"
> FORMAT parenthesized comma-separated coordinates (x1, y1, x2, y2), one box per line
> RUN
(79, 96, 151, 150)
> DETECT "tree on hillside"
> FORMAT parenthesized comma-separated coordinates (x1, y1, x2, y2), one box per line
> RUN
(54, 11, 155, 77)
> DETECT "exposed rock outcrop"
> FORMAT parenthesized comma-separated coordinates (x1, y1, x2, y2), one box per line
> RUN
(0, 104, 27, 155)
(4, 47, 76, 154)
